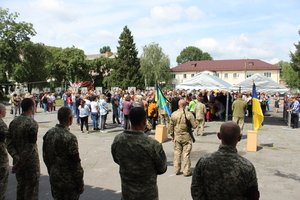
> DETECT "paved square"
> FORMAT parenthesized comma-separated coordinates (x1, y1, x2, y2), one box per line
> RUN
(4, 106, 300, 200)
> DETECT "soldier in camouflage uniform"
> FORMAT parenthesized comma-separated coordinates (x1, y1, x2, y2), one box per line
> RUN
(169, 99, 198, 177)
(43, 107, 84, 200)
(0, 104, 9, 200)
(111, 107, 167, 200)
(191, 121, 260, 200)
(7, 98, 40, 200)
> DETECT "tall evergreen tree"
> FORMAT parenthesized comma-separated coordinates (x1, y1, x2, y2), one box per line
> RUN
(290, 30, 300, 85)
(105, 26, 143, 88)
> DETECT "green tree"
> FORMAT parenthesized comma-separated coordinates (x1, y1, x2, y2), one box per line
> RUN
(280, 61, 300, 89)
(91, 56, 116, 87)
(45, 46, 91, 89)
(0, 8, 36, 92)
(176, 46, 213, 64)
(290, 30, 300, 84)
(45, 46, 66, 84)
(13, 41, 50, 92)
(140, 43, 171, 87)
(105, 26, 143, 88)
(100, 46, 111, 54)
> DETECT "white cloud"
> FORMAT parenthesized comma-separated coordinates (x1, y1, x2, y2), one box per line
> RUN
(192, 34, 274, 61)
(195, 38, 218, 52)
(150, 4, 183, 22)
(31, 0, 63, 12)
(185, 6, 204, 20)
(30, 0, 77, 22)
(268, 58, 281, 64)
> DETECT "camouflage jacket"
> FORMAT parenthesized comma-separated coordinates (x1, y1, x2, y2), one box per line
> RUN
(0, 118, 8, 168)
(111, 130, 167, 200)
(7, 114, 40, 173)
(169, 108, 198, 143)
(43, 124, 84, 190)
(191, 145, 259, 200)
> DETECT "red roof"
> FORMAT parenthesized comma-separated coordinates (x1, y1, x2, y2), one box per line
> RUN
(171, 59, 279, 72)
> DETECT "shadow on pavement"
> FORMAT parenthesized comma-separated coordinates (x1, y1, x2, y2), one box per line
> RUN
(244, 112, 286, 127)
(6, 170, 121, 200)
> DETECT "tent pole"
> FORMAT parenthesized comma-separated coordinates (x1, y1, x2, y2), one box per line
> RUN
(225, 91, 229, 121)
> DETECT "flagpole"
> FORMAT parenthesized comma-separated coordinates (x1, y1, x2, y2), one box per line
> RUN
(252, 81, 254, 131)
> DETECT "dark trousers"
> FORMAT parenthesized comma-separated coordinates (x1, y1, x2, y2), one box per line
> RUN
(51, 185, 80, 200)
(16, 171, 39, 200)
(124, 115, 130, 130)
(148, 117, 157, 130)
(80, 116, 89, 131)
(291, 113, 299, 128)
(113, 112, 120, 124)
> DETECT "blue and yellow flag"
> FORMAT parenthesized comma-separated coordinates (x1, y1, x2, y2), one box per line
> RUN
(155, 84, 171, 117)
(252, 83, 264, 131)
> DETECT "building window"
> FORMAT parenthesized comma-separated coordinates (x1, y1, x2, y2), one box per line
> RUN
(246, 72, 253, 78)
(191, 74, 194, 77)
(264, 72, 271, 78)
(215, 73, 219, 77)
(233, 73, 238, 78)
(172, 74, 176, 79)
(183, 74, 187, 78)
(224, 73, 228, 78)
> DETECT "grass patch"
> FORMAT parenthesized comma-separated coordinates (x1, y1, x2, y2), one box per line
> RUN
(55, 99, 63, 106)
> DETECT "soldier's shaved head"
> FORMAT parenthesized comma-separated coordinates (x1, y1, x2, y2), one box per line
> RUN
(178, 99, 186, 109)
(218, 121, 241, 146)
(58, 106, 73, 126)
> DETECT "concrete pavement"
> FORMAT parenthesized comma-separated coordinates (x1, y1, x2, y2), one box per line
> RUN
(3, 105, 300, 200)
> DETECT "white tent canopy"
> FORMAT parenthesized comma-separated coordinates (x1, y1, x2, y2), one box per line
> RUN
(231, 73, 289, 93)
(176, 73, 232, 90)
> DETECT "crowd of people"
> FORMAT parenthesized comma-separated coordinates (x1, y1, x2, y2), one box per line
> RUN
(1, 87, 299, 200)
(8, 88, 300, 133)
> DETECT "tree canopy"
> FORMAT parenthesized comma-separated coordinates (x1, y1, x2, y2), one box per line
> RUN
(104, 26, 143, 88)
(290, 31, 300, 84)
(140, 43, 171, 86)
(176, 46, 213, 64)
(0, 8, 36, 84)
(279, 61, 300, 89)
(13, 41, 50, 92)
(100, 46, 111, 54)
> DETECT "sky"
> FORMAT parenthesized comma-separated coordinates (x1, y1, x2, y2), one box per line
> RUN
(2, 0, 300, 67)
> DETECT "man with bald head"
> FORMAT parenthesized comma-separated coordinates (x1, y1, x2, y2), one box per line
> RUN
(191, 121, 259, 200)
(170, 99, 198, 177)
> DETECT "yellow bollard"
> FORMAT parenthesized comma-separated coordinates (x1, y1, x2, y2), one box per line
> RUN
(155, 124, 168, 143)
(247, 130, 257, 152)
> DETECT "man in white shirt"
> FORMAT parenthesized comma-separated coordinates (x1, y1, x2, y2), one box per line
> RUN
(90, 96, 99, 131)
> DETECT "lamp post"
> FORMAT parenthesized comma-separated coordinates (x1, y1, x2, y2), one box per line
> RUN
(47, 78, 56, 92)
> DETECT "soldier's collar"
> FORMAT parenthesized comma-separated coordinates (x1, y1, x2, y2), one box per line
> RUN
(218, 144, 238, 153)
(56, 124, 70, 130)
(124, 130, 144, 135)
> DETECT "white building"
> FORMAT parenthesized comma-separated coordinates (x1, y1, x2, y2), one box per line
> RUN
(171, 59, 281, 86)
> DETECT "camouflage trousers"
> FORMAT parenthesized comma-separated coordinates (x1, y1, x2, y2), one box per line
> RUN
(173, 140, 192, 176)
(0, 165, 9, 200)
(195, 119, 205, 136)
(16, 170, 39, 200)
(232, 116, 245, 131)
(51, 185, 80, 200)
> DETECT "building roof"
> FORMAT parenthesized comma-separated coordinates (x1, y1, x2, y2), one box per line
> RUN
(85, 52, 116, 60)
(171, 59, 279, 72)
